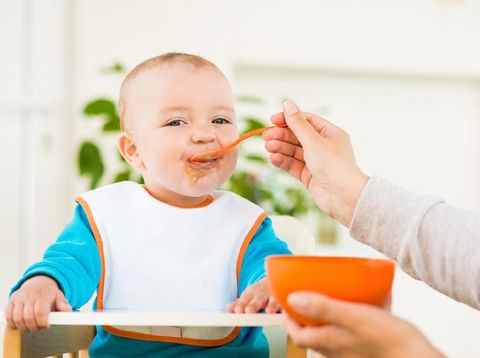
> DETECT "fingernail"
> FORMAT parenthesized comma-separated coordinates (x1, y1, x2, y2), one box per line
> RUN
(283, 100, 299, 115)
(288, 293, 307, 309)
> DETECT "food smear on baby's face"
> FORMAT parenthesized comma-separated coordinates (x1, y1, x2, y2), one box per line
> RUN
(185, 158, 222, 184)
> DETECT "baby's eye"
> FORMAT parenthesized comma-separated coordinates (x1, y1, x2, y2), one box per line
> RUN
(166, 119, 186, 127)
(212, 117, 231, 124)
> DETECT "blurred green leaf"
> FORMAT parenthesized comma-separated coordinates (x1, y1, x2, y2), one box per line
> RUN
(235, 95, 264, 105)
(84, 98, 116, 116)
(245, 154, 267, 163)
(112, 169, 131, 183)
(83, 98, 120, 132)
(241, 118, 265, 135)
(100, 62, 126, 74)
(102, 114, 121, 132)
(227, 171, 256, 203)
(78, 141, 104, 189)
(118, 151, 127, 163)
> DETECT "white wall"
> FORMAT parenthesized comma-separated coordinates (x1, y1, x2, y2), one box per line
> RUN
(2, 0, 480, 356)
(0, 0, 74, 305)
(234, 65, 480, 210)
(73, 0, 480, 88)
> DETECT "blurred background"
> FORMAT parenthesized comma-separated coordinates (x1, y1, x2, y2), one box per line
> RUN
(2, 0, 480, 356)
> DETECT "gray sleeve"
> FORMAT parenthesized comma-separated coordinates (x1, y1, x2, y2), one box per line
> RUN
(349, 176, 480, 309)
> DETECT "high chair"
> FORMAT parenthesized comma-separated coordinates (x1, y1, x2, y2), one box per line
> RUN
(2, 215, 318, 358)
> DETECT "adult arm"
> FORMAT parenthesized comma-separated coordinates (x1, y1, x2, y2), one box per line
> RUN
(350, 176, 480, 309)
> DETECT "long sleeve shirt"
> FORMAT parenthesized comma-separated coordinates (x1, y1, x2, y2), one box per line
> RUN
(350, 176, 480, 310)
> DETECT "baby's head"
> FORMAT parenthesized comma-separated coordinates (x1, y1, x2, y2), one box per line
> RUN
(118, 53, 238, 205)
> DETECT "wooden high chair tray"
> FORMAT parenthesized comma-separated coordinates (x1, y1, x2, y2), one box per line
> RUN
(1, 310, 285, 327)
(53, 310, 287, 326)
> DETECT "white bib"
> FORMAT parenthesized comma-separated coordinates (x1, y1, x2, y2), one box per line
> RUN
(77, 181, 266, 346)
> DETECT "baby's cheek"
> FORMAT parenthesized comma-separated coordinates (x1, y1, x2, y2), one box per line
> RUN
(225, 148, 238, 167)
(219, 154, 237, 180)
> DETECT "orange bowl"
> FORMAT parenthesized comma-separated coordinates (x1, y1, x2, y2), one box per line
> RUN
(266, 255, 395, 326)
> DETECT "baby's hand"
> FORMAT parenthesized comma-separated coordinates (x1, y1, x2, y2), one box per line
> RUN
(5, 275, 72, 331)
(226, 278, 280, 314)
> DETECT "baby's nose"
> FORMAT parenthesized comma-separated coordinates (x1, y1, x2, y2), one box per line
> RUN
(191, 127, 216, 143)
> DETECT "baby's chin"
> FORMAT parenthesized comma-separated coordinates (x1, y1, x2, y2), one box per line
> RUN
(180, 175, 230, 197)
(181, 181, 223, 197)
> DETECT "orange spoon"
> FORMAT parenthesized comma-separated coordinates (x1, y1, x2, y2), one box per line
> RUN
(190, 124, 287, 162)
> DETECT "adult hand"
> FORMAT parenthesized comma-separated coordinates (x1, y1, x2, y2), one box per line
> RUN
(5, 275, 72, 331)
(263, 101, 368, 227)
(286, 292, 443, 358)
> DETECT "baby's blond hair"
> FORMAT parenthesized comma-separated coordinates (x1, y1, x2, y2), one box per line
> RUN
(119, 52, 221, 131)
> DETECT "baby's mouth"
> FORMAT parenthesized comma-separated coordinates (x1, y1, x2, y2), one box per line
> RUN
(187, 158, 218, 170)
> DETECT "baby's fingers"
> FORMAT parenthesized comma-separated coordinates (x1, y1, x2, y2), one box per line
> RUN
(226, 299, 238, 313)
(54, 291, 72, 312)
(245, 293, 269, 313)
(265, 295, 281, 313)
(23, 300, 39, 331)
(5, 300, 15, 328)
(233, 291, 254, 313)
(12, 302, 27, 331)
(35, 300, 51, 330)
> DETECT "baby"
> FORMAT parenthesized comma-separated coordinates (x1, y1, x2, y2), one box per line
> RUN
(5, 53, 291, 357)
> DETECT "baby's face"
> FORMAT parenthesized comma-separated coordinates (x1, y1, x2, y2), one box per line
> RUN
(124, 65, 238, 202)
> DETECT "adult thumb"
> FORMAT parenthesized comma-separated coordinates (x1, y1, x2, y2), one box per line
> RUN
(288, 291, 375, 328)
(55, 292, 72, 312)
(283, 101, 322, 149)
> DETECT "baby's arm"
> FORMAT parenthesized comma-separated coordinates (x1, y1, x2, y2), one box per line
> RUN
(226, 217, 291, 313)
(5, 204, 101, 331)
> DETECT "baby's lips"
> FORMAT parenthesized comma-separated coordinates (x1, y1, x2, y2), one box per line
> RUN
(187, 158, 217, 170)
(189, 150, 220, 162)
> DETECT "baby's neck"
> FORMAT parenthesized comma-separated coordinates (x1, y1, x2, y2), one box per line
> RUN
(143, 185, 211, 208)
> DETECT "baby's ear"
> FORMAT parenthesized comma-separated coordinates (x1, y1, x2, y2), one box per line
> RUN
(118, 132, 143, 168)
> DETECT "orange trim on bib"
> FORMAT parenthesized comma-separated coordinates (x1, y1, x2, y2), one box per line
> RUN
(235, 212, 268, 285)
(103, 325, 241, 346)
(76, 197, 106, 310)
(142, 186, 214, 209)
